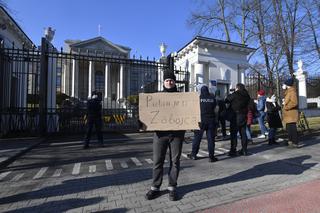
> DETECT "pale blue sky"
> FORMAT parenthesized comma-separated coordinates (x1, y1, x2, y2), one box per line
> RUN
(6, 0, 210, 59)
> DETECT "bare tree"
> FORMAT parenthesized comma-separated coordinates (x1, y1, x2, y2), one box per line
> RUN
(271, 0, 303, 76)
(187, 0, 232, 42)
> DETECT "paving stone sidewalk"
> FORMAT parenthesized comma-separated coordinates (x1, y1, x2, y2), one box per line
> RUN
(0, 131, 320, 212)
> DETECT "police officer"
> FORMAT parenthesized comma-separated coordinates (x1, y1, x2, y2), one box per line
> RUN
(187, 85, 218, 162)
(83, 91, 104, 149)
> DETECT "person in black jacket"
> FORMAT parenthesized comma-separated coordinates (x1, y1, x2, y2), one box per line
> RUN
(266, 94, 283, 145)
(225, 83, 250, 156)
(145, 70, 185, 202)
(187, 85, 218, 162)
(215, 89, 227, 139)
(83, 91, 104, 149)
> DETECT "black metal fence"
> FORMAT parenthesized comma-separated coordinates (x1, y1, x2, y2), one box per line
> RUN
(0, 39, 189, 137)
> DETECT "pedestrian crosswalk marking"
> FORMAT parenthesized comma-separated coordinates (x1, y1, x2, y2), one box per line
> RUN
(105, 160, 113, 170)
(72, 163, 81, 175)
(145, 159, 153, 164)
(0, 171, 11, 181)
(214, 150, 224, 155)
(89, 165, 96, 173)
(120, 161, 128, 168)
(131, 157, 142, 166)
(11, 173, 24, 181)
(33, 167, 48, 179)
(199, 150, 209, 155)
(197, 153, 205, 157)
(218, 147, 229, 152)
(52, 169, 62, 177)
(181, 153, 188, 159)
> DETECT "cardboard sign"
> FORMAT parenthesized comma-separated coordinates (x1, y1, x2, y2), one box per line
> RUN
(139, 92, 200, 131)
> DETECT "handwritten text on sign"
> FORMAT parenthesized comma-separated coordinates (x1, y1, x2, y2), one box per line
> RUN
(139, 92, 200, 131)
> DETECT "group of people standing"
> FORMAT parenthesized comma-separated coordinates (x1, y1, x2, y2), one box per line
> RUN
(145, 70, 300, 201)
(80, 69, 300, 202)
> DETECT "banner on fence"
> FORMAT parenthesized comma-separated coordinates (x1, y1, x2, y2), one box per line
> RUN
(139, 92, 200, 131)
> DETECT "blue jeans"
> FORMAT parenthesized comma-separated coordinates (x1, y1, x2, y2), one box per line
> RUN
(192, 123, 215, 159)
(257, 112, 268, 135)
(246, 125, 252, 140)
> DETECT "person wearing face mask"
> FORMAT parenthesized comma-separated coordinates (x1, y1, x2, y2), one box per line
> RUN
(282, 78, 299, 148)
(145, 70, 185, 202)
(266, 94, 283, 145)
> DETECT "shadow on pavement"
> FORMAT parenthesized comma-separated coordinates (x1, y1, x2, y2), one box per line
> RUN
(4, 197, 104, 213)
(0, 165, 189, 205)
(179, 155, 316, 198)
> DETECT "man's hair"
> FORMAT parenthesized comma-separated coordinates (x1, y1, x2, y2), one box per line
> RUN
(236, 83, 246, 91)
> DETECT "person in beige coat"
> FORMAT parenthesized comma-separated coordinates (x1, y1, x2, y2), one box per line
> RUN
(282, 78, 299, 148)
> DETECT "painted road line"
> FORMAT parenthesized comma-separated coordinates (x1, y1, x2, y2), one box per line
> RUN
(131, 157, 142, 166)
(120, 161, 128, 168)
(89, 165, 96, 173)
(181, 153, 189, 159)
(105, 160, 113, 170)
(49, 136, 154, 146)
(72, 163, 81, 175)
(52, 169, 62, 177)
(145, 159, 153, 164)
(33, 167, 48, 179)
(0, 171, 11, 181)
(197, 153, 205, 157)
(199, 150, 209, 155)
(218, 147, 229, 152)
(11, 173, 24, 181)
(215, 150, 224, 155)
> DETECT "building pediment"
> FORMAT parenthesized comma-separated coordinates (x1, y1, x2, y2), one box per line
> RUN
(69, 37, 131, 55)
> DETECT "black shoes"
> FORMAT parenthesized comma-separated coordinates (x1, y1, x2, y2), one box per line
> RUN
(209, 157, 219, 162)
(238, 149, 248, 156)
(268, 139, 279, 145)
(187, 153, 197, 160)
(228, 151, 237, 157)
(145, 190, 160, 200)
(169, 190, 178, 201)
(145, 189, 178, 201)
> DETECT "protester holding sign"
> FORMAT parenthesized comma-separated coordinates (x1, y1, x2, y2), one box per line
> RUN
(145, 70, 185, 201)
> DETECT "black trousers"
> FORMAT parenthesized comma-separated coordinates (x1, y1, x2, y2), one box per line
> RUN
(84, 117, 103, 145)
(286, 123, 299, 144)
(218, 116, 227, 137)
(152, 134, 184, 190)
(230, 113, 248, 153)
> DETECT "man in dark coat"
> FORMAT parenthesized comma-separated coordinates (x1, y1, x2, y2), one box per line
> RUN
(225, 83, 250, 156)
(145, 70, 185, 202)
(187, 85, 218, 162)
(83, 91, 104, 149)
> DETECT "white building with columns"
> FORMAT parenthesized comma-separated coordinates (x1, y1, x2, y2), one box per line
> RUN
(62, 37, 131, 105)
(174, 36, 255, 98)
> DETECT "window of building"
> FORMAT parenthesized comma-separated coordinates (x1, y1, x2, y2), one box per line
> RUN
(95, 70, 104, 92)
